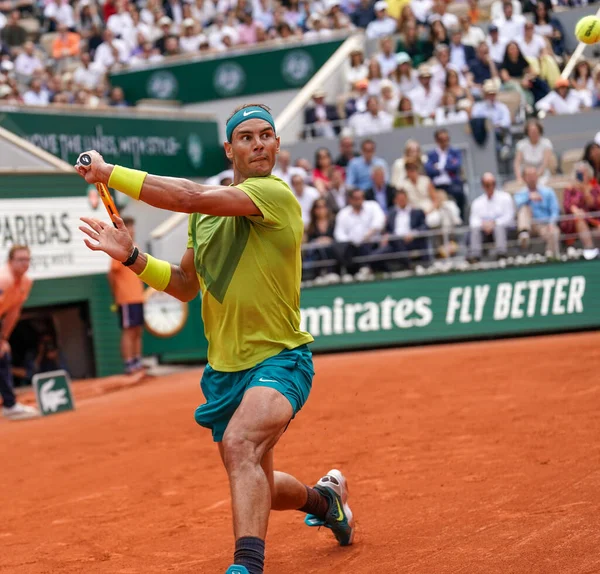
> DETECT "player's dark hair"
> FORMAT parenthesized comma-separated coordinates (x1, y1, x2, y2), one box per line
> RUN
(8, 244, 30, 260)
(226, 103, 272, 124)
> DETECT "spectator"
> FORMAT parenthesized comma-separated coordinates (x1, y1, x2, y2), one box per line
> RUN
(291, 173, 320, 227)
(467, 41, 498, 92)
(273, 150, 306, 187)
(180, 18, 203, 52)
(45, 0, 76, 30)
(376, 188, 429, 269)
(345, 78, 370, 117)
(94, 28, 129, 70)
(397, 159, 436, 212)
(468, 172, 515, 261)
(514, 165, 560, 257)
(366, 58, 384, 96)
(129, 41, 164, 67)
(164, 35, 180, 57)
(396, 20, 433, 67)
(14, 41, 43, 79)
(448, 26, 475, 74)
(425, 128, 466, 217)
(435, 91, 470, 126)
(493, 0, 526, 44)
(533, 3, 564, 57)
(345, 48, 368, 90)
(471, 80, 511, 157)
(75, 1, 103, 40)
(536, 78, 587, 116)
(304, 198, 340, 279)
(23, 77, 50, 106)
(431, 43, 464, 92)
(348, 95, 393, 137)
(365, 164, 396, 213)
(1, 10, 26, 47)
(408, 64, 443, 121)
(346, 138, 389, 191)
(377, 36, 398, 77)
(513, 119, 554, 185)
(487, 23, 506, 66)
(52, 23, 81, 62)
(458, 14, 485, 48)
(571, 60, 594, 109)
(24, 334, 70, 381)
(429, 19, 449, 50)
(380, 79, 398, 115)
(490, 0, 521, 21)
(312, 147, 344, 191)
(410, 0, 433, 23)
(366, 1, 397, 40)
(428, 0, 458, 30)
(304, 89, 340, 139)
(334, 188, 386, 276)
(335, 133, 358, 168)
(394, 96, 420, 128)
(584, 141, 600, 183)
(155, 16, 175, 53)
(106, 0, 133, 37)
(324, 168, 349, 213)
(108, 85, 128, 107)
(391, 139, 424, 188)
(445, 68, 472, 104)
(391, 52, 419, 94)
(500, 40, 549, 106)
(425, 188, 462, 257)
(561, 161, 600, 260)
(352, 0, 376, 29)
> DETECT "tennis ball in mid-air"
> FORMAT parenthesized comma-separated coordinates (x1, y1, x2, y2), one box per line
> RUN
(575, 15, 600, 45)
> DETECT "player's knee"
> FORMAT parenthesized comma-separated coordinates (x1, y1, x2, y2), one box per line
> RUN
(221, 433, 259, 473)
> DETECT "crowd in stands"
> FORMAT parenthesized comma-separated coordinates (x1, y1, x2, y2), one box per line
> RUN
(304, 0, 600, 146)
(207, 121, 600, 283)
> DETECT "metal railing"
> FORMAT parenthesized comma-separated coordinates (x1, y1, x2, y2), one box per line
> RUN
(301, 210, 600, 279)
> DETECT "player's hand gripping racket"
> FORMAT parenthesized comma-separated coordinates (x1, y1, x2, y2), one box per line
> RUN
(78, 153, 121, 228)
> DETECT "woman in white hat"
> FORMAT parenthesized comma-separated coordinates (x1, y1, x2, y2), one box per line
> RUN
(390, 51, 418, 94)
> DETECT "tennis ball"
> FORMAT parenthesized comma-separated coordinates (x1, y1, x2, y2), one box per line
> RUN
(575, 15, 600, 45)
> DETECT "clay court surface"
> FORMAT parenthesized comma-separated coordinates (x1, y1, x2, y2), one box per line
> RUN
(3, 332, 600, 574)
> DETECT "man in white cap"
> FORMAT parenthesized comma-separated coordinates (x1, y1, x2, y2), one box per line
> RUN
(471, 80, 512, 157)
(366, 1, 397, 39)
(179, 18, 201, 52)
(408, 64, 442, 120)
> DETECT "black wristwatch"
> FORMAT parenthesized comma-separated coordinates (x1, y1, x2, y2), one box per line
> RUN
(122, 246, 140, 267)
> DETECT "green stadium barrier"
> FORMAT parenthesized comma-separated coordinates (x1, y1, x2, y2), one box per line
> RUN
(109, 39, 345, 105)
(0, 108, 222, 177)
(144, 260, 600, 364)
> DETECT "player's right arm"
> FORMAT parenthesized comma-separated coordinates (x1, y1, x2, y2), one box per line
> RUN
(75, 151, 260, 217)
(79, 216, 200, 302)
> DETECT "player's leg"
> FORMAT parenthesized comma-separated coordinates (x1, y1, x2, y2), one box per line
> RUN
(118, 305, 135, 373)
(133, 325, 144, 372)
(0, 350, 37, 419)
(220, 386, 291, 574)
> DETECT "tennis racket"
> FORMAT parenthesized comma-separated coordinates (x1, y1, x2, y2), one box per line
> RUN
(78, 153, 121, 228)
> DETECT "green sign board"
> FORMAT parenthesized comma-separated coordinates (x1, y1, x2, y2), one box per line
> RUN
(0, 108, 222, 177)
(144, 261, 600, 364)
(109, 39, 345, 105)
(32, 369, 75, 416)
(300, 261, 600, 350)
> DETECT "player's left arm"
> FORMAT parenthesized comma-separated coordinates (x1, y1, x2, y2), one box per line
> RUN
(76, 151, 261, 217)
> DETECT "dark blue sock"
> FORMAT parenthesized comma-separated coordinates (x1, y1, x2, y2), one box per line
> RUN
(233, 536, 265, 574)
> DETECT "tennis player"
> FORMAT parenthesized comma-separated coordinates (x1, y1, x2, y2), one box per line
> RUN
(75, 104, 354, 574)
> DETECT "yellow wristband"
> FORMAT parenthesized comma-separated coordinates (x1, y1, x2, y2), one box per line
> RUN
(107, 165, 148, 200)
(137, 254, 172, 292)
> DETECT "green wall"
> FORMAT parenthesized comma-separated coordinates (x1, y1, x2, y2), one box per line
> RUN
(25, 274, 122, 377)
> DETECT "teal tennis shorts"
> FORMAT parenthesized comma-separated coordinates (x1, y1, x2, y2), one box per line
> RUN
(194, 345, 314, 442)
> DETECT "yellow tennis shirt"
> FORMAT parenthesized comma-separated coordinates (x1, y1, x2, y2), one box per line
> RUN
(187, 174, 314, 372)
